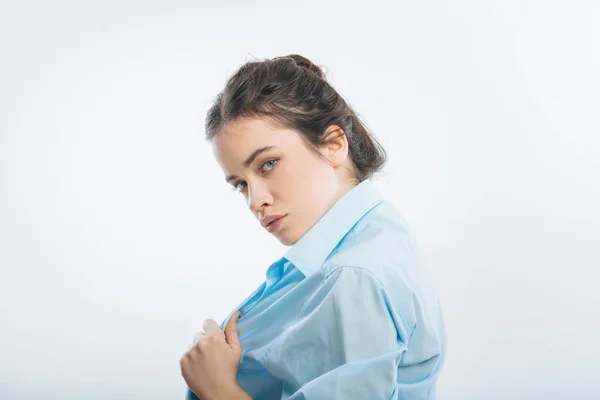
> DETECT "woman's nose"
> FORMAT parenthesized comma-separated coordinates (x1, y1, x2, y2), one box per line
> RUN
(247, 182, 273, 213)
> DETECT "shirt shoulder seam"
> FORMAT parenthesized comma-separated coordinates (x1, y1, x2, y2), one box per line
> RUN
(298, 265, 387, 315)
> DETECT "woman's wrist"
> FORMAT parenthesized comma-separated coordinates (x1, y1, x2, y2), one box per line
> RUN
(229, 385, 252, 400)
(207, 384, 252, 400)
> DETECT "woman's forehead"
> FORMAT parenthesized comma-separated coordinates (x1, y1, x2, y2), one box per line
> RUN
(222, 116, 282, 137)
(216, 118, 301, 150)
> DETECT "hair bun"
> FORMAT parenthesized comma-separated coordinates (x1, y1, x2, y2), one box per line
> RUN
(279, 54, 326, 79)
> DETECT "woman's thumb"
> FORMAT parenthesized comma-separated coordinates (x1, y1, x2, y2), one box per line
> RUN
(224, 311, 242, 353)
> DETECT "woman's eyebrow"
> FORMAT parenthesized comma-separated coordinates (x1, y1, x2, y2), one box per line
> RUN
(225, 145, 277, 182)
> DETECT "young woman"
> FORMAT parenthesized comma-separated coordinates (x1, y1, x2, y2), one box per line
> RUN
(180, 54, 446, 400)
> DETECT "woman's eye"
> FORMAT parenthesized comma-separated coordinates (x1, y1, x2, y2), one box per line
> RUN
(232, 181, 247, 192)
(261, 159, 278, 173)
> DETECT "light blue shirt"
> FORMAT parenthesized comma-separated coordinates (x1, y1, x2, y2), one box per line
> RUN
(186, 179, 446, 399)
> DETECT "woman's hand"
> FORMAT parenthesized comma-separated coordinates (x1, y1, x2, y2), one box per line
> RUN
(180, 311, 250, 400)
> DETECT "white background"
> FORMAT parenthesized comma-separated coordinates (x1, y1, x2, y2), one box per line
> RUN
(1, 0, 598, 399)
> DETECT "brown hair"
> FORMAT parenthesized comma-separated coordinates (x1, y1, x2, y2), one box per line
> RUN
(205, 54, 386, 182)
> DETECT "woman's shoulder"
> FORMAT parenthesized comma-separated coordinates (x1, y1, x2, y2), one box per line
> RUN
(322, 201, 428, 289)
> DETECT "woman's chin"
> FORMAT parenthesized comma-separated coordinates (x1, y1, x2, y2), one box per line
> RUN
(275, 230, 298, 247)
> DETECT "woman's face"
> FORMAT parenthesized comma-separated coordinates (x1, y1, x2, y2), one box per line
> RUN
(212, 117, 355, 246)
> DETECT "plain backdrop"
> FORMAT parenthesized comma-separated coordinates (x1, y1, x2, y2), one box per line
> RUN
(1, 0, 598, 399)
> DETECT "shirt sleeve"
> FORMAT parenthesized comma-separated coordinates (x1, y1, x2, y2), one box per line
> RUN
(264, 265, 442, 400)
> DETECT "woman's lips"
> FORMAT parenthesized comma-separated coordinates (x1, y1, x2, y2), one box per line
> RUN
(266, 215, 286, 233)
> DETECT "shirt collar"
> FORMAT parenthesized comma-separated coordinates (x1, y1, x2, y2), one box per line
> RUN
(283, 179, 384, 277)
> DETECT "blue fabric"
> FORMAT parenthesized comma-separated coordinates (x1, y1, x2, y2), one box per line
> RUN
(186, 179, 445, 399)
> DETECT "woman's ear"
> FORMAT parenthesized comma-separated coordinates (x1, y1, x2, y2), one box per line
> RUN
(320, 125, 349, 167)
